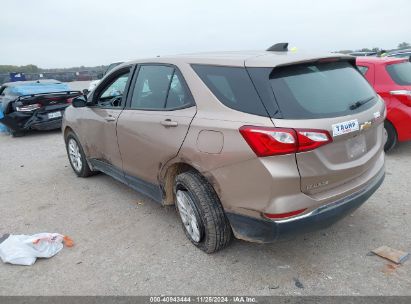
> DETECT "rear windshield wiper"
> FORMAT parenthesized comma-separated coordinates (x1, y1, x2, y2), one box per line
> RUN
(349, 96, 374, 110)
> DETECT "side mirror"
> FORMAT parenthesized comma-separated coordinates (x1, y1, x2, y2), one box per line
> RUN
(72, 96, 87, 108)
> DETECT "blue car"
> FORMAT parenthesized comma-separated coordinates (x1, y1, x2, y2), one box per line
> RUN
(0, 80, 81, 136)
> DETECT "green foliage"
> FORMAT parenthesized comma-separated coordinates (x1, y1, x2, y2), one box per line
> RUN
(398, 42, 411, 50)
(0, 64, 40, 74)
(0, 64, 106, 75)
(336, 42, 409, 54)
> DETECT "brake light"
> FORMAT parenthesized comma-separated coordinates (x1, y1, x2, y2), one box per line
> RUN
(390, 90, 411, 107)
(16, 103, 41, 112)
(264, 208, 307, 219)
(239, 126, 332, 157)
(296, 129, 333, 152)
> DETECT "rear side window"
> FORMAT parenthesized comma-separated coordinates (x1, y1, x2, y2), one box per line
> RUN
(357, 66, 369, 75)
(249, 61, 377, 119)
(386, 62, 411, 85)
(192, 65, 269, 117)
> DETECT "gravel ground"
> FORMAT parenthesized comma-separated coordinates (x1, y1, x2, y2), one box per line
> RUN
(0, 130, 410, 296)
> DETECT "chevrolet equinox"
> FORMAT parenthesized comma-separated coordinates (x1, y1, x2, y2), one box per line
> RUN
(63, 44, 386, 253)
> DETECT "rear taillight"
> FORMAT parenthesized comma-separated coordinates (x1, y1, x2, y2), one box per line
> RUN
(239, 126, 332, 157)
(296, 129, 333, 152)
(16, 103, 41, 112)
(390, 90, 411, 107)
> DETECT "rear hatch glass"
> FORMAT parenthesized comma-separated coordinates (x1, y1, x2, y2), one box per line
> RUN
(248, 61, 377, 119)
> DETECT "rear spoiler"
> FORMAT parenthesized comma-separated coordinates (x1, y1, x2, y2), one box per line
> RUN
(271, 56, 356, 71)
(15, 91, 82, 103)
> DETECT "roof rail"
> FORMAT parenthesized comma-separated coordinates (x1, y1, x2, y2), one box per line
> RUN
(267, 43, 288, 52)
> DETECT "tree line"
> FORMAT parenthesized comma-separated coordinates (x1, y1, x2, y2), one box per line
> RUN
(2, 42, 410, 74)
(337, 42, 410, 54)
(0, 64, 106, 75)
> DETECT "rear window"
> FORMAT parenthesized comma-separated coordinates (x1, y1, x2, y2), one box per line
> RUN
(192, 65, 269, 117)
(249, 61, 377, 119)
(386, 62, 411, 85)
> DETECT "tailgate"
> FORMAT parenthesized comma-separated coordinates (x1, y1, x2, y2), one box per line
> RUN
(273, 101, 385, 196)
(248, 59, 386, 196)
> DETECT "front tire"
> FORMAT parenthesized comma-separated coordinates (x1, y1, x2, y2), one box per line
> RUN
(384, 121, 397, 152)
(65, 131, 93, 177)
(174, 171, 232, 253)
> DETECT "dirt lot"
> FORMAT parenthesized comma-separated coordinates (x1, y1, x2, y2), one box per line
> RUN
(0, 130, 410, 296)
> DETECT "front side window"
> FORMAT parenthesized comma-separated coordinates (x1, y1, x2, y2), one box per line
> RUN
(96, 71, 130, 107)
(386, 62, 411, 85)
(130, 65, 193, 110)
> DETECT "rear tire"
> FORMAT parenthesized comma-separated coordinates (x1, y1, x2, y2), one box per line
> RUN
(384, 121, 397, 152)
(174, 171, 232, 253)
(65, 131, 93, 177)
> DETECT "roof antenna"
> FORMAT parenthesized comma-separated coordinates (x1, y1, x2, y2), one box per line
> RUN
(267, 43, 289, 52)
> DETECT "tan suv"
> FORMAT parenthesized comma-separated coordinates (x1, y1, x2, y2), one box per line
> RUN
(63, 44, 386, 253)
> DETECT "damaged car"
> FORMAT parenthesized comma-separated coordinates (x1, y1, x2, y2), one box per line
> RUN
(0, 80, 81, 137)
(63, 44, 386, 253)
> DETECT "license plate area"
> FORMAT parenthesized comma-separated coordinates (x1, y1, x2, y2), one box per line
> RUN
(346, 134, 366, 159)
(48, 111, 62, 119)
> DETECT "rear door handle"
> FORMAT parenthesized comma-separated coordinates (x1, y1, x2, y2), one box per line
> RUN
(105, 115, 116, 122)
(161, 119, 178, 127)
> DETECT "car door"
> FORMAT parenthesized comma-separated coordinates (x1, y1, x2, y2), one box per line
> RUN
(116, 64, 196, 197)
(79, 66, 133, 170)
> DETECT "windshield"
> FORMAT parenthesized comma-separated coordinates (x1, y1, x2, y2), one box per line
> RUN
(386, 62, 411, 85)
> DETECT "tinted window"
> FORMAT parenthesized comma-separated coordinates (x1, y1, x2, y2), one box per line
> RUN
(192, 65, 268, 117)
(386, 62, 411, 85)
(357, 66, 369, 75)
(130, 65, 174, 110)
(96, 71, 130, 107)
(166, 71, 193, 109)
(251, 61, 376, 119)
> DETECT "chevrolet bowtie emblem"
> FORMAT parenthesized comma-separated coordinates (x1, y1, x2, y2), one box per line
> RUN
(360, 121, 372, 131)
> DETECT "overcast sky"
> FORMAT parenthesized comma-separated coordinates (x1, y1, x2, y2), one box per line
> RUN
(1, 0, 410, 68)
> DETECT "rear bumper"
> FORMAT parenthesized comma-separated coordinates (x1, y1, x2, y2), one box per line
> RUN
(0, 108, 66, 132)
(226, 168, 385, 243)
(30, 118, 63, 131)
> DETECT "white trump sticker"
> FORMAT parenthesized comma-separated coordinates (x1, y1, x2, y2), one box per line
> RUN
(332, 119, 359, 137)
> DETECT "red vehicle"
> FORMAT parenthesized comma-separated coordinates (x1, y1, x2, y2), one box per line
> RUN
(357, 57, 411, 151)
